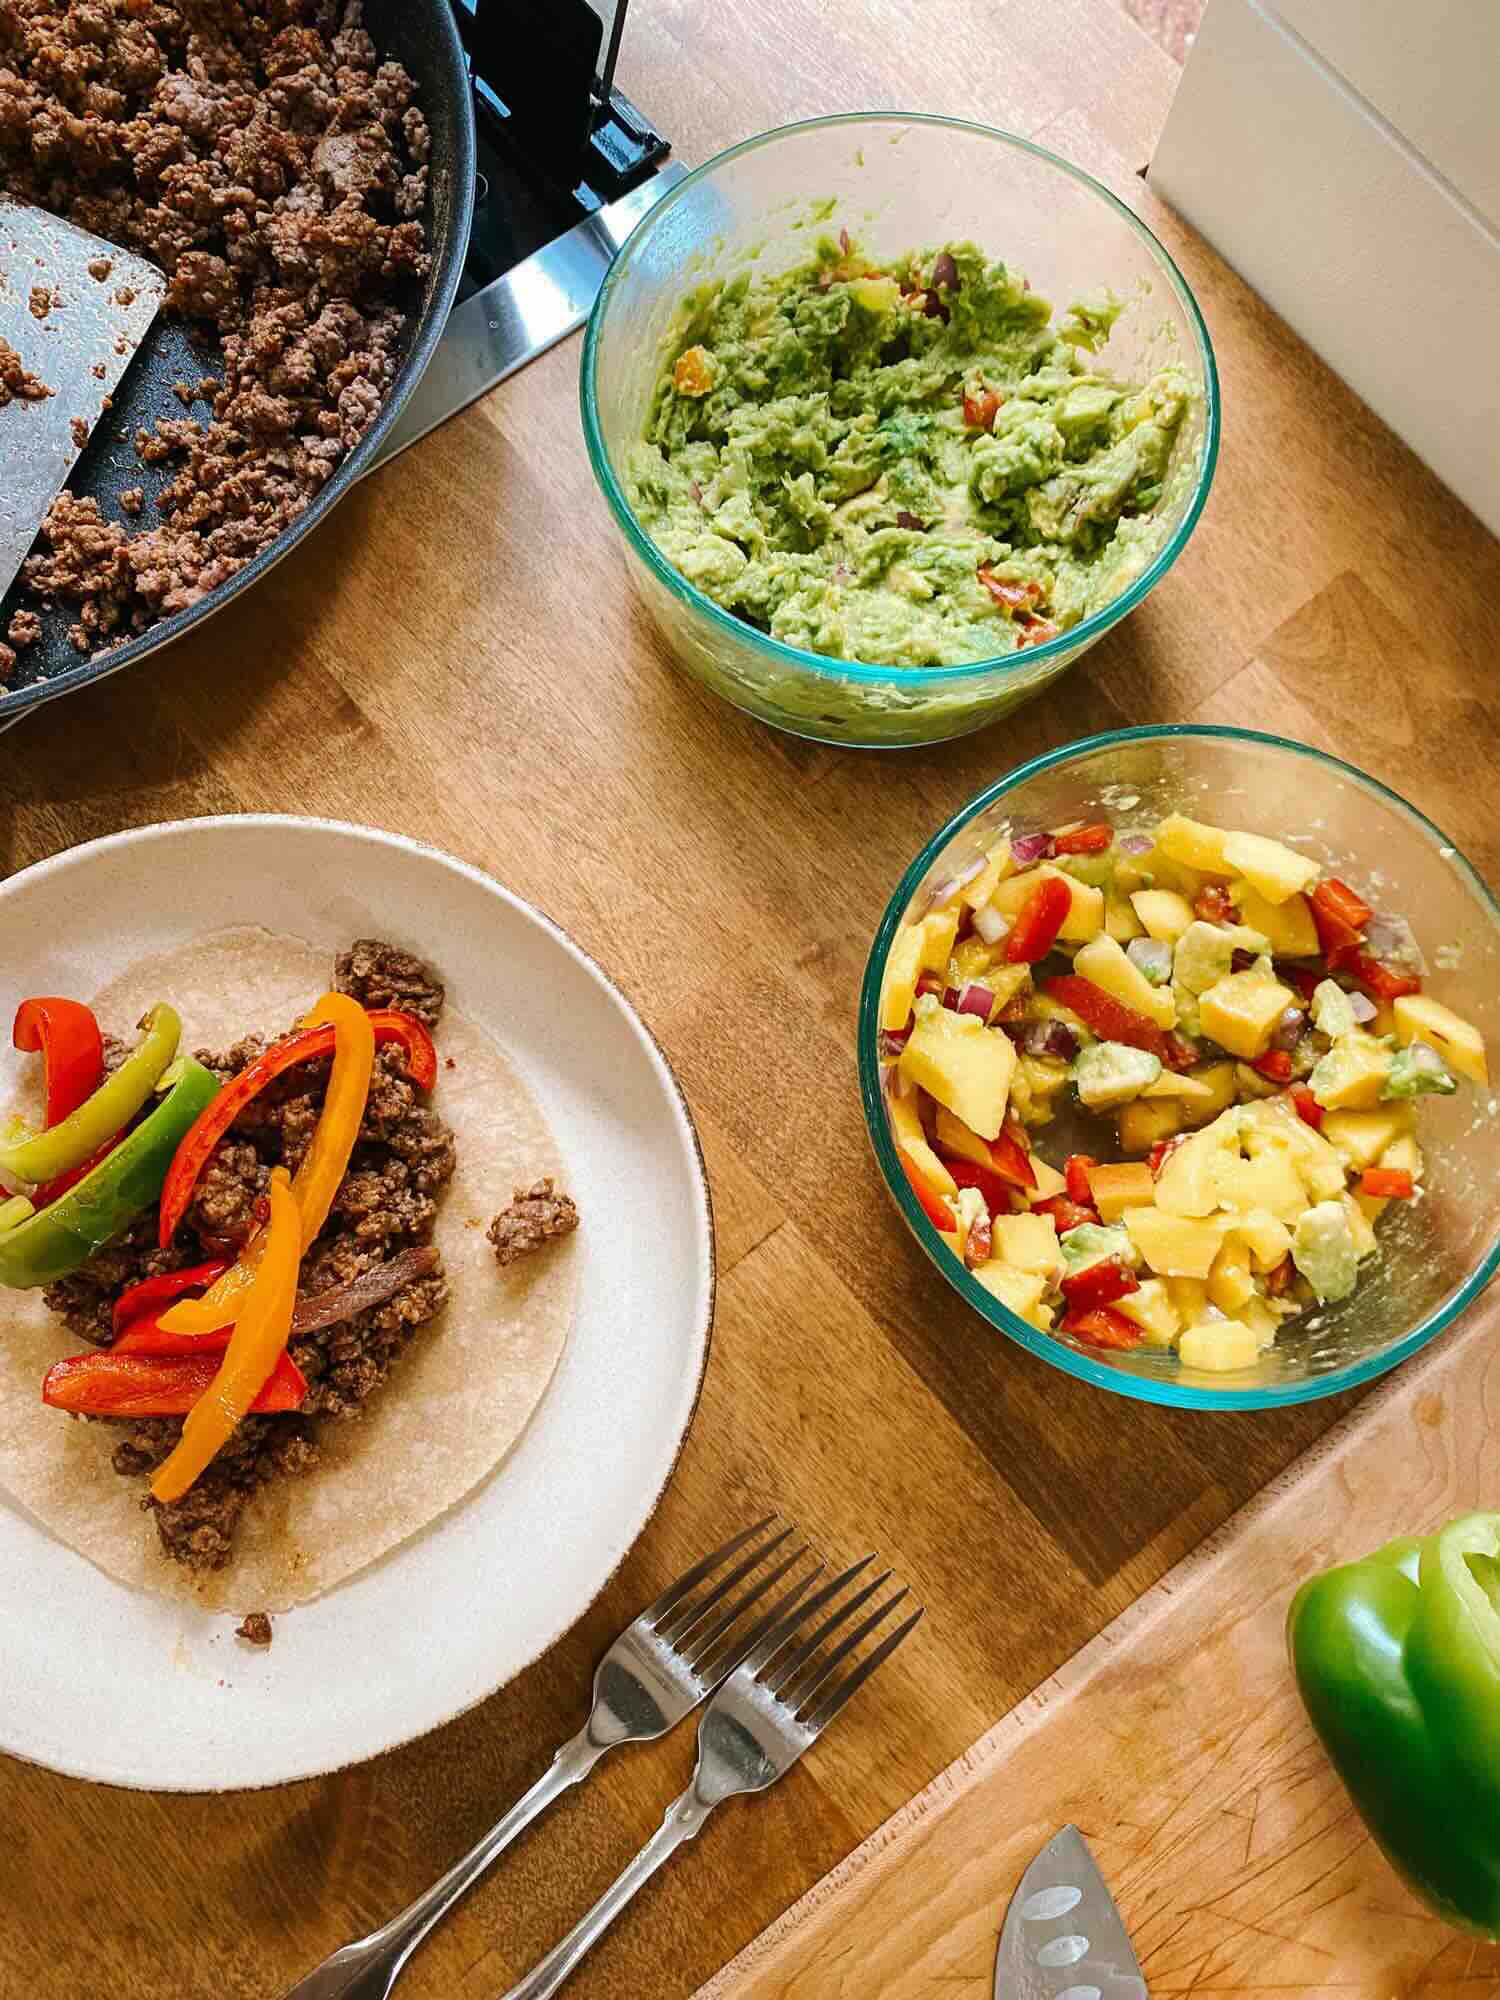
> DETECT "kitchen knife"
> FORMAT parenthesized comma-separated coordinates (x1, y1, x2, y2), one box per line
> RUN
(995, 1825, 1147, 2000)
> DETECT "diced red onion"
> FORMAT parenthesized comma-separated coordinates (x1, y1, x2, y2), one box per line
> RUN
(1271, 1006, 1305, 1052)
(956, 983, 995, 1020)
(1230, 949, 1255, 973)
(1023, 1020, 1077, 1061)
(1010, 831, 1054, 865)
(878, 1027, 911, 1061)
(931, 251, 959, 291)
(1347, 990, 1379, 1025)
(924, 854, 986, 912)
(1126, 937, 1173, 984)
(1118, 832, 1153, 855)
(972, 902, 1010, 946)
(1364, 915, 1426, 975)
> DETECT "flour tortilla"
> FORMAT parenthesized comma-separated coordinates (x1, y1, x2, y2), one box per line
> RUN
(0, 927, 578, 1610)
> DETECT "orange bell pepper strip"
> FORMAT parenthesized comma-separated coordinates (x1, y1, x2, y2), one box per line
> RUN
(150, 1167, 301, 1503)
(157, 991, 376, 1336)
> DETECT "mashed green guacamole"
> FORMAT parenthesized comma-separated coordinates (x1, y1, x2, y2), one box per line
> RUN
(628, 239, 1194, 669)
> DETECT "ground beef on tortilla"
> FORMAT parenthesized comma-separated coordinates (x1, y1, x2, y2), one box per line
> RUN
(61, 939, 456, 1572)
(488, 1178, 579, 1267)
(0, 0, 432, 657)
(334, 938, 446, 1026)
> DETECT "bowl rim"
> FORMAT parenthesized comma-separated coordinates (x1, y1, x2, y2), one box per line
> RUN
(580, 109, 1221, 693)
(856, 723, 1500, 1410)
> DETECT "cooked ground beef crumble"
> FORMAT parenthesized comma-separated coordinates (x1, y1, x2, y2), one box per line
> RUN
(488, 1178, 579, 1267)
(235, 1608, 273, 1644)
(0, 333, 53, 406)
(0, 0, 432, 657)
(42, 939, 454, 1574)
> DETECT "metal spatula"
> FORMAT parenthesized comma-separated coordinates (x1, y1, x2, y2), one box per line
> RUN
(0, 198, 165, 598)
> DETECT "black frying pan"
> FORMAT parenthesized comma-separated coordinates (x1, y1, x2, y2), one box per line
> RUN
(0, 0, 476, 725)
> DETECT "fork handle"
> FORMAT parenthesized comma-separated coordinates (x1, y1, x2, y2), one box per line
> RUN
(500, 1787, 713, 2000)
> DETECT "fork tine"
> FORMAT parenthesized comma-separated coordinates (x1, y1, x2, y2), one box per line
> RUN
(741, 1554, 877, 1679)
(801, 1604, 924, 1735)
(657, 1525, 795, 1643)
(784, 1588, 909, 1711)
(711, 1561, 824, 1679)
(640, 1515, 780, 1626)
(763, 1569, 892, 1696)
(683, 1546, 811, 1669)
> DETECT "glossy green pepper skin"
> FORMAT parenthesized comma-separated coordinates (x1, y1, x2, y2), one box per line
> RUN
(0, 1059, 219, 1289)
(0, 1002, 181, 1186)
(1289, 1512, 1500, 1938)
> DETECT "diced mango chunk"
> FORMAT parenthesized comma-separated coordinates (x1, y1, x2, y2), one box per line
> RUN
(1154, 1112, 1240, 1217)
(1179, 1319, 1260, 1372)
(888, 1090, 957, 1198)
(1125, 1207, 1226, 1279)
(1309, 1032, 1394, 1110)
(1113, 1277, 1181, 1349)
(1226, 1206, 1293, 1270)
(1027, 1154, 1068, 1201)
(962, 838, 1016, 910)
(991, 1211, 1063, 1280)
(1073, 934, 1176, 1030)
(1208, 1238, 1256, 1312)
(899, 1006, 1015, 1140)
(1156, 813, 1231, 874)
(1087, 1159, 1157, 1222)
(1211, 1147, 1308, 1224)
(1237, 1296, 1282, 1351)
(1230, 882, 1320, 957)
(1392, 994, 1489, 1085)
(1198, 966, 1298, 1060)
(1130, 888, 1195, 942)
(1117, 1096, 1183, 1153)
(1105, 894, 1144, 943)
(1379, 1132, 1424, 1180)
(973, 1262, 1053, 1329)
(880, 924, 925, 1033)
(919, 908, 960, 971)
(1221, 829, 1320, 904)
(933, 1106, 993, 1170)
(1321, 1105, 1414, 1172)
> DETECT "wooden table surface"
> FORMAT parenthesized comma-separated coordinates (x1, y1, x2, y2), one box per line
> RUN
(4, 5, 1500, 1998)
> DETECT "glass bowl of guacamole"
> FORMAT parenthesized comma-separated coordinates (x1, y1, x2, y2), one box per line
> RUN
(582, 114, 1219, 749)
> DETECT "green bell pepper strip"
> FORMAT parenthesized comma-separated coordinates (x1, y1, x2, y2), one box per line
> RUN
(0, 1058, 219, 1290)
(1288, 1511, 1500, 1938)
(0, 1003, 182, 1188)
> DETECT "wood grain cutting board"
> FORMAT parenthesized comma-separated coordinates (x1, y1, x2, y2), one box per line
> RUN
(697, 1301, 1500, 1999)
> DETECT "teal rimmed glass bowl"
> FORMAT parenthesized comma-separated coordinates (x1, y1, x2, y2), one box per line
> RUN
(858, 727, 1500, 1408)
(580, 113, 1219, 749)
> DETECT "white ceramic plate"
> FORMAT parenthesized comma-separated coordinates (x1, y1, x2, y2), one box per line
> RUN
(0, 818, 714, 1791)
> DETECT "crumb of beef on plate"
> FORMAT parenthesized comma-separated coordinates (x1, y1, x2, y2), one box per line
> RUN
(489, 1178, 580, 1268)
(0, 0, 432, 658)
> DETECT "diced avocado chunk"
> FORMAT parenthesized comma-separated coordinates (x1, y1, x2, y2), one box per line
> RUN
(1073, 1039, 1162, 1109)
(1382, 1040, 1458, 1100)
(1059, 1220, 1137, 1274)
(1308, 1030, 1393, 1110)
(1311, 979, 1356, 1040)
(1172, 920, 1270, 996)
(1053, 848, 1116, 892)
(1291, 1199, 1361, 1303)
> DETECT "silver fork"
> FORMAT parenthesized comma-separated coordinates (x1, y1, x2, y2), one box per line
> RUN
(284, 1517, 817, 2000)
(501, 1554, 924, 2000)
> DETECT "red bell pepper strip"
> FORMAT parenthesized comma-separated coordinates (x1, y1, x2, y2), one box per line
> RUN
(1361, 1167, 1416, 1200)
(1194, 884, 1234, 924)
(13, 999, 103, 1129)
(1337, 952, 1421, 1003)
(42, 1347, 307, 1417)
(899, 1152, 956, 1233)
(1005, 875, 1073, 964)
(157, 1008, 435, 1249)
(112, 1259, 233, 1337)
(945, 1158, 1018, 1215)
(1064, 1155, 1097, 1205)
(1060, 1258, 1140, 1312)
(113, 1314, 234, 1358)
(1053, 824, 1112, 856)
(1016, 614, 1060, 648)
(1290, 1083, 1324, 1130)
(1061, 1305, 1143, 1350)
(1042, 975, 1172, 1064)
(1033, 1194, 1099, 1233)
(1308, 879, 1368, 958)
(977, 565, 1039, 610)
(1252, 1049, 1294, 1083)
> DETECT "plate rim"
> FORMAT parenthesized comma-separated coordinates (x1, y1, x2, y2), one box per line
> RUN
(0, 812, 716, 1791)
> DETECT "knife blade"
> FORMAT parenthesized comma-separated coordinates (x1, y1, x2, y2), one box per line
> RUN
(995, 1825, 1147, 2000)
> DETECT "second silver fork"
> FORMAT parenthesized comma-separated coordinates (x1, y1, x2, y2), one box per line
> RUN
(285, 1516, 817, 2000)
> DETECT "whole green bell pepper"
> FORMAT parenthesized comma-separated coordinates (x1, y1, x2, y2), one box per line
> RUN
(1288, 1512, 1500, 1938)
(0, 1058, 219, 1289)
(0, 1002, 181, 1187)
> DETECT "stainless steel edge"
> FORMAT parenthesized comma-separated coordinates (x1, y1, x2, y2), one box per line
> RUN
(996, 1824, 1148, 2000)
(366, 159, 690, 472)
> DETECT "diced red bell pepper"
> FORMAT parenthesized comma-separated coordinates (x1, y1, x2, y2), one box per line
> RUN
(1060, 1258, 1140, 1312)
(1361, 1167, 1416, 1200)
(977, 565, 1038, 611)
(1015, 614, 1060, 648)
(113, 1315, 234, 1358)
(1042, 975, 1172, 1064)
(899, 1152, 956, 1232)
(963, 388, 1003, 430)
(1148, 1135, 1185, 1176)
(1061, 1305, 1143, 1350)
(13, 998, 104, 1129)
(158, 1009, 435, 1248)
(1309, 878, 1369, 957)
(1338, 952, 1421, 1003)
(1252, 1049, 1294, 1083)
(1194, 884, 1235, 924)
(1265, 1255, 1295, 1296)
(1064, 1154, 1097, 1204)
(945, 1158, 1019, 1216)
(112, 1259, 233, 1335)
(1161, 1032, 1201, 1074)
(1052, 823, 1113, 856)
(963, 1208, 993, 1270)
(1005, 875, 1073, 964)
(1290, 1083, 1324, 1129)
(1033, 1195, 1100, 1233)
(993, 1121, 1038, 1191)
(42, 1347, 307, 1417)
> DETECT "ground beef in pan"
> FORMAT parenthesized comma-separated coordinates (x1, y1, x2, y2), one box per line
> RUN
(334, 939, 445, 1026)
(488, 1178, 580, 1267)
(63, 940, 458, 1573)
(0, 1, 431, 656)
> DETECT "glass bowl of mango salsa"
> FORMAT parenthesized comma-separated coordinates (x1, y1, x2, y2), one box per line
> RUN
(859, 727, 1500, 1407)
